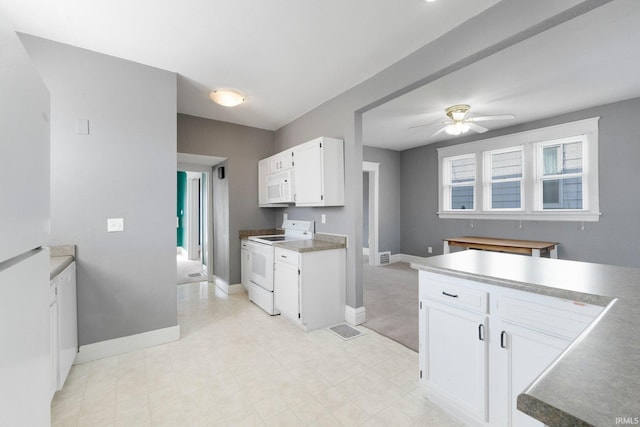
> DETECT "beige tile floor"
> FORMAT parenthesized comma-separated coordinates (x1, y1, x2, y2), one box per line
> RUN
(51, 281, 464, 426)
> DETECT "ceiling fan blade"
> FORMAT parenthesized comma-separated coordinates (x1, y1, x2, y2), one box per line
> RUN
(467, 122, 489, 133)
(408, 120, 448, 130)
(468, 114, 515, 122)
(430, 126, 448, 138)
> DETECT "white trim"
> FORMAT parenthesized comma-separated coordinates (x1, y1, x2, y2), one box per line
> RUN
(74, 325, 180, 364)
(363, 162, 380, 267)
(345, 305, 366, 325)
(186, 172, 201, 261)
(437, 117, 600, 222)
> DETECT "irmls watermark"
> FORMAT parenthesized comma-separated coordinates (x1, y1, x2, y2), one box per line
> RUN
(616, 417, 640, 425)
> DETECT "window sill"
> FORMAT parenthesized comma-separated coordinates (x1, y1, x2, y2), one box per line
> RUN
(437, 211, 601, 222)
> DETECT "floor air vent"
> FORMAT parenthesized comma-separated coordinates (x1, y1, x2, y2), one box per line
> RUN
(378, 251, 391, 266)
(188, 272, 205, 278)
(329, 324, 364, 341)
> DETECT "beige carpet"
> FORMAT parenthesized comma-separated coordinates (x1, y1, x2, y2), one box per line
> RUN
(176, 253, 206, 284)
(363, 261, 419, 352)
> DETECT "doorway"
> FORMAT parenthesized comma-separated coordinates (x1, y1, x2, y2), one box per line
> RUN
(177, 153, 226, 285)
(363, 161, 379, 266)
(177, 170, 205, 284)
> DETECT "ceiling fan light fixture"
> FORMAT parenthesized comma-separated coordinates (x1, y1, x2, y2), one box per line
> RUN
(445, 122, 470, 136)
(209, 89, 245, 107)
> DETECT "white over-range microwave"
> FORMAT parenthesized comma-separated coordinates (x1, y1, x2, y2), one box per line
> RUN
(267, 170, 294, 203)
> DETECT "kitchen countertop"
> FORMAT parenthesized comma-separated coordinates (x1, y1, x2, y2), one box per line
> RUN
(411, 250, 640, 427)
(49, 245, 76, 280)
(238, 229, 283, 240)
(274, 233, 347, 253)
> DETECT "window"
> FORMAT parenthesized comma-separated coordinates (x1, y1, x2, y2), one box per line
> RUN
(437, 117, 599, 221)
(444, 154, 476, 210)
(537, 137, 584, 210)
(486, 147, 523, 210)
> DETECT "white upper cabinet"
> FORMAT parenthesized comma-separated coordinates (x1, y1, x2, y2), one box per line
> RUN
(293, 137, 344, 207)
(258, 136, 345, 208)
(269, 150, 294, 173)
(258, 158, 288, 207)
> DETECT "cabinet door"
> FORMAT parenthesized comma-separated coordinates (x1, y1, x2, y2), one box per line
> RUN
(57, 263, 77, 390)
(498, 322, 570, 427)
(48, 293, 58, 401)
(424, 301, 488, 422)
(293, 142, 323, 204)
(274, 259, 300, 323)
(258, 159, 268, 206)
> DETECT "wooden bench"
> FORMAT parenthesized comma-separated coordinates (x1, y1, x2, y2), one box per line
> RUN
(443, 236, 559, 258)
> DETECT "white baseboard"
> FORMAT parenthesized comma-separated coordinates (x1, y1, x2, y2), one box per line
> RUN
(74, 324, 180, 365)
(345, 305, 366, 325)
(390, 253, 428, 264)
(215, 277, 245, 295)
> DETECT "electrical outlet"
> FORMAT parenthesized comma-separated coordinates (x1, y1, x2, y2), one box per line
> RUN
(321, 214, 326, 224)
(428, 246, 433, 254)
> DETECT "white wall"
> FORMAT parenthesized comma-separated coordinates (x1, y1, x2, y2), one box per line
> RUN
(21, 34, 178, 346)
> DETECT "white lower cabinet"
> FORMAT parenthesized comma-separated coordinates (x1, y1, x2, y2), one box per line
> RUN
(423, 301, 488, 422)
(496, 322, 569, 427)
(274, 246, 346, 331)
(49, 261, 77, 400)
(419, 270, 603, 427)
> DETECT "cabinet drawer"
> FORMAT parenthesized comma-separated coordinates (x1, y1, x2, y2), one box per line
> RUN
(423, 278, 488, 314)
(275, 247, 298, 267)
(498, 295, 602, 341)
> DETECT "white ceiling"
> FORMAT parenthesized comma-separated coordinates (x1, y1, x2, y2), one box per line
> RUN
(0, 0, 500, 131)
(363, 0, 640, 151)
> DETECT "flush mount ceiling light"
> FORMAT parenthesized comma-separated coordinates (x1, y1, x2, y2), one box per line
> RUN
(209, 89, 245, 107)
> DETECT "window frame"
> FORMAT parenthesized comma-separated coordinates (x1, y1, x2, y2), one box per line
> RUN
(437, 117, 600, 222)
(483, 146, 525, 212)
(442, 153, 477, 212)
(534, 136, 587, 212)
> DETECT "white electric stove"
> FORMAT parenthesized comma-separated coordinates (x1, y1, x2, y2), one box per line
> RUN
(247, 220, 314, 314)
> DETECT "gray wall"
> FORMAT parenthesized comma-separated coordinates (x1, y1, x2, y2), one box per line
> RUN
(274, 1, 584, 309)
(0, 20, 49, 262)
(401, 97, 640, 268)
(363, 146, 401, 255)
(212, 161, 230, 285)
(177, 114, 276, 285)
(20, 35, 178, 346)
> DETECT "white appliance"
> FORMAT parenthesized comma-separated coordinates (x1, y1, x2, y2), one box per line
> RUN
(0, 17, 52, 427)
(247, 219, 314, 314)
(266, 170, 294, 204)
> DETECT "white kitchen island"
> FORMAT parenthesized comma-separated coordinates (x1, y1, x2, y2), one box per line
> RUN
(412, 251, 640, 427)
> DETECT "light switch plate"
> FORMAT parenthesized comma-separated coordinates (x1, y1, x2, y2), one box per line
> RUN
(107, 218, 124, 232)
(76, 118, 90, 135)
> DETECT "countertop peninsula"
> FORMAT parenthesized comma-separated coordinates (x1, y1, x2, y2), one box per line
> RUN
(411, 250, 640, 427)
(274, 233, 347, 253)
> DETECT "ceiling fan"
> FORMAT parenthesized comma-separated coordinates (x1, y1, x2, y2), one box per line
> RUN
(410, 104, 515, 137)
